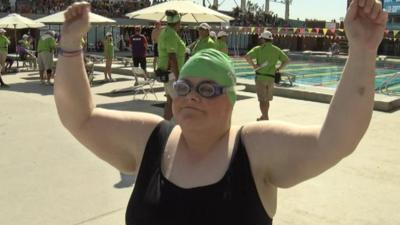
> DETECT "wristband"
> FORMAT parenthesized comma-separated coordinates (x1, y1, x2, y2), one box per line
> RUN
(57, 47, 83, 57)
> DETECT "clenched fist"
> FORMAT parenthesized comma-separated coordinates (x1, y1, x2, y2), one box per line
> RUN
(344, 0, 388, 52)
(60, 1, 91, 51)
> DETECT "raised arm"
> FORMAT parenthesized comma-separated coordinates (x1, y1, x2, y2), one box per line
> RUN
(54, 2, 162, 173)
(244, 0, 388, 188)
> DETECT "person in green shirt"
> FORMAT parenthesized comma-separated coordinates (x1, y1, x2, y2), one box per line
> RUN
(103, 32, 114, 81)
(216, 31, 229, 54)
(157, 9, 186, 120)
(0, 28, 10, 80)
(0, 28, 10, 87)
(37, 30, 57, 84)
(19, 34, 37, 70)
(191, 23, 216, 55)
(245, 31, 289, 121)
(19, 34, 30, 49)
(80, 36, 86, 50)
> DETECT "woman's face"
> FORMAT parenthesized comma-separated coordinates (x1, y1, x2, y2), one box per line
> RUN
(172, 77, 233, 130)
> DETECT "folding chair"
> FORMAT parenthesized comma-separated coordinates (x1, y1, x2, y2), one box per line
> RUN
(132, 67, 158, 100)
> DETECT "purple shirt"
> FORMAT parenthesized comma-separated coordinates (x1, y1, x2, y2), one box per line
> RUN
(130, 34, 147, 57)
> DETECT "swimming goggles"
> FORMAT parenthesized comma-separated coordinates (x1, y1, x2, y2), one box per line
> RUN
(172, 79, 232, 99)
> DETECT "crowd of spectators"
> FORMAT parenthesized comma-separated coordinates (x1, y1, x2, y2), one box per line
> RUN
(0, 0, 11, 13)
(0, 0, 292, 28)
(0, 0, 150, 18)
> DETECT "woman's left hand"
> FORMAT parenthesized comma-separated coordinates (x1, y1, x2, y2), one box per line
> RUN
(344, 0, 388, 52)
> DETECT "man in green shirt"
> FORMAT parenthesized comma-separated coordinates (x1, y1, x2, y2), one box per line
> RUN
(0, 28, 10, 87)
(245, 31, 289, 121)
(37, 30, 57, 85)
(0, 28, 10, 73)
(157, 9, 186, 120)
(216, 31, 229, 54)
(191, 23, 216, 55)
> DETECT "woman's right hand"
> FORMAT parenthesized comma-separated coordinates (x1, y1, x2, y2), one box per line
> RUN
(60, 1, 91, 50)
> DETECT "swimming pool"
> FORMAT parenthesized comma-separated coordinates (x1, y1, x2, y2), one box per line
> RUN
(234, 59, 400, 95)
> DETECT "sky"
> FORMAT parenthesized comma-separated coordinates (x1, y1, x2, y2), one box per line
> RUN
(191, 0, 348, 21)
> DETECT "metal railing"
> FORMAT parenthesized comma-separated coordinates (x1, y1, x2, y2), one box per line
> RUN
(379, 72, 400, 96)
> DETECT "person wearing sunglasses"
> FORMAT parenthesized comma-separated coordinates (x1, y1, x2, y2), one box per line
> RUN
(55, 1, 387, 224)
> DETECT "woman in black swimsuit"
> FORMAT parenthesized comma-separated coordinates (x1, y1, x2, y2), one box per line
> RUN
(55, 1, 387, 224)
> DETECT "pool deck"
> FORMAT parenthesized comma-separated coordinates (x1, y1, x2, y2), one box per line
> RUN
(238, 78, 400, 112)
(1, 68, 399, 225)
(93, 62, 400, 112)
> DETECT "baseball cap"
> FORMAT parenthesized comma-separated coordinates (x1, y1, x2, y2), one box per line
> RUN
(217, 31, 228, 37)
(165, 10, 181, 23)
(209, 31, 217, 38)
(0, 28, 6, 33)
(260, 31, 273, 40)
(46, 30, 55, 36)
(106, 32, 112, 36)
(198, 23, 211, 31)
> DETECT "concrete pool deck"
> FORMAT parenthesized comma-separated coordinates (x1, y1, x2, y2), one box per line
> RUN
(238, 78, 400, 112)
(92, 63, 400, 112)
(1, 68, 399, 225)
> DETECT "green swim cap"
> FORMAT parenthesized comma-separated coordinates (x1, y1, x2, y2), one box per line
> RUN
(179, 49, 237, 105)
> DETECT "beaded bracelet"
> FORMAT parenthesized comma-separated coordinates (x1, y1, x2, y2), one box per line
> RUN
(57, 47, 83, 57)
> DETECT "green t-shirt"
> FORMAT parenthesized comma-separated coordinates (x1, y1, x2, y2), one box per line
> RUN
(80, 37, 86, 49)
(157, 26, 186, 71)
(19, 39, 30, 49)
(0, 35, 10, 53)
(104, 38, 114, 58)
(215, 39, 228, 53)
(37, 35, 56, 53)
(192, 36, 216, 55)
(246, 42, 289, 81)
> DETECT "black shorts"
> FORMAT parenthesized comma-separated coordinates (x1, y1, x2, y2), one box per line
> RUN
(153, 43, 159, 57)
(133, 56, 147, 72)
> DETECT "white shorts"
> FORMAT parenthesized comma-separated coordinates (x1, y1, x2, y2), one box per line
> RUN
(38, 52, 54, 71)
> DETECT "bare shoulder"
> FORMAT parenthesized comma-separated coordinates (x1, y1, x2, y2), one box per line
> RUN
(78, 109, 164, 173)
(241, 120, 313, 140)
(241, 120, 319, 153)
(240, 121, 320, 180)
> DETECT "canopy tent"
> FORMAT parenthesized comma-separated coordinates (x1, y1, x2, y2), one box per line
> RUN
(126, 0, 233, 24)
(35, 11, 116, 25)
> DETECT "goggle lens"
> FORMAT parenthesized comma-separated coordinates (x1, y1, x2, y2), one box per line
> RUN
(173, 80, 225, 98)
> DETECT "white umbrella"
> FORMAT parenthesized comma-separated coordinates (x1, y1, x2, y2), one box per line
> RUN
(36, 11, 116, 25)
(0, 13, 45, 29)
(0, 13, 45, 53)
(126, 0, 234, 23)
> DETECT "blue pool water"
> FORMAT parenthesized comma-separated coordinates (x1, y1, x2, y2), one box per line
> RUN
(234, 60, 400, 94)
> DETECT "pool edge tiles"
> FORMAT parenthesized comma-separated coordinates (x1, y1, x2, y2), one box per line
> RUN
(236, 77, 400, 112)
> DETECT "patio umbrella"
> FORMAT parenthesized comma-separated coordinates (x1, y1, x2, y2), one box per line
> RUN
(0, 13, 45, 29)
(125, 0, 234, 23)
(36, 11, 116, 53)
(0, 13, 45, 52)
(35, 11, 116, 25)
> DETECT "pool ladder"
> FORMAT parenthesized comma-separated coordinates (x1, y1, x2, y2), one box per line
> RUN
(379, 72, 400, 96)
